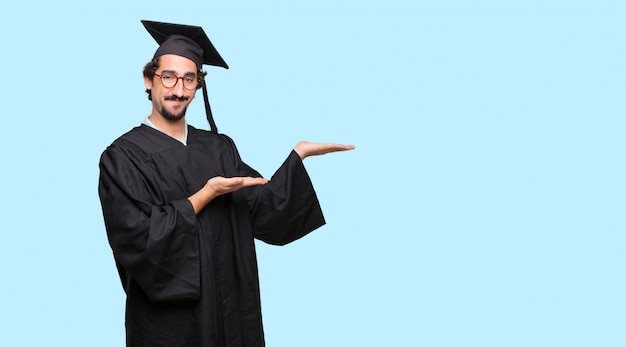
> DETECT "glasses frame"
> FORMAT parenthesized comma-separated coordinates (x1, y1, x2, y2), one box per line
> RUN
(154, 72, 201, 90)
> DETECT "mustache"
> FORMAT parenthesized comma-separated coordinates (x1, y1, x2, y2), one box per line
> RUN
(164, 95, 190, 101)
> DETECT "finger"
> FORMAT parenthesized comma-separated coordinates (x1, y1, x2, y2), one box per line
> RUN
(318, 144, 355, 154)
(243, 177, 269, 186)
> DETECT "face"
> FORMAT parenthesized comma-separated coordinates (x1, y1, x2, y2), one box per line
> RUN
(145, 54, 198, 122)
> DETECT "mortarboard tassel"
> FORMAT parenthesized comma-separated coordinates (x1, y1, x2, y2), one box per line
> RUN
(201, 79, 218, 133)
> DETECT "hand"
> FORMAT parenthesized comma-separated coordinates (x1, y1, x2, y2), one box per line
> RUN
(189, 176, 268, 214)
(205, 176, 269, 196)
(294, 141, 355, 160)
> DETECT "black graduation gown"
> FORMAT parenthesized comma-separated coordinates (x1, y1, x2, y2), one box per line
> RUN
(98, 124, 325, 347)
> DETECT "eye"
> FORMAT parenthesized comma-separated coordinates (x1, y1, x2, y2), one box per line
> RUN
(161, 73, 175, 81)
(184, 76, 195, 83)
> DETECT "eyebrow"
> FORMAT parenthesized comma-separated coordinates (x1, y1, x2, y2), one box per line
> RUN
(161, 69, 197, 77)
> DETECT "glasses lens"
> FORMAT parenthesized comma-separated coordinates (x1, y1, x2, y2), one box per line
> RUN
(160, 72, 177, 88)
(183, 75, 198, 90)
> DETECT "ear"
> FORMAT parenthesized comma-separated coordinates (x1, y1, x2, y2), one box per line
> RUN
(144, 75, 153, 90)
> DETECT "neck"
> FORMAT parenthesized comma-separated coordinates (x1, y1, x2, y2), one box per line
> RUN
(148, 112, 186, 140)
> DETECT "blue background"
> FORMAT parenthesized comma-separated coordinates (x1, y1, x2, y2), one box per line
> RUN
(1, 1, 624, 346)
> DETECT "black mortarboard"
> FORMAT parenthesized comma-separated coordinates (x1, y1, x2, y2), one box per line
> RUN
(142, 20, 228, 133)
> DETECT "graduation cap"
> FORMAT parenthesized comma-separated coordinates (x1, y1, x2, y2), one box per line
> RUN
(142, 20, 228, 133)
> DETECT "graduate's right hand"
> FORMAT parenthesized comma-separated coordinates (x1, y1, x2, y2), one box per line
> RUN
(206, 176, 269, 196)
(189, 176, 268, 214)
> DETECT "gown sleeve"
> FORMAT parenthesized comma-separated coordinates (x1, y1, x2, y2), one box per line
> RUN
(98, 140, 200, 302)
(239, 148, 327, 246)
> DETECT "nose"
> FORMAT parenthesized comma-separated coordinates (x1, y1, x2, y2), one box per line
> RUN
(172, 77, 185, 96)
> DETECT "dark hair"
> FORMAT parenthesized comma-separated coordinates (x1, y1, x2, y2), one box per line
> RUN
(143, 57, 208, 100)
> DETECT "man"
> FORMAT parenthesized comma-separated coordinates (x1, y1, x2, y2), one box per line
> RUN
(98, 20, 354, 347)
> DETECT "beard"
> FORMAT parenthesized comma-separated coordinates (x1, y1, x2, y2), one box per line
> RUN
(160, 95, 189, 121)
(161, 105, 188, 121)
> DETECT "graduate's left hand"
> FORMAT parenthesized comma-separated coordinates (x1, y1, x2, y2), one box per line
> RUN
(294, 141, 355, 160)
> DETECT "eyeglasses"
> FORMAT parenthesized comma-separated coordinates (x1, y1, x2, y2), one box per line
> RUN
(154, 71, 200, 90)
